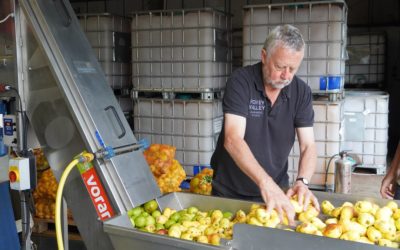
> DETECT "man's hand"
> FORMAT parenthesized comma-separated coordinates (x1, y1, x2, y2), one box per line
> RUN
(286, 181, 320, 212)
(381, 171, 396, 199)
(259, 179, 295, 226)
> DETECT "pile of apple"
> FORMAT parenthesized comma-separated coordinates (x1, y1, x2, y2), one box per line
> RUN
(128, 198, 400, 248)
(127, 200, 235, 245)
(295, 199, 400, 248)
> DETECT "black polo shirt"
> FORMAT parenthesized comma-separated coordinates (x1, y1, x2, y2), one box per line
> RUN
(211, 62, 314, 197)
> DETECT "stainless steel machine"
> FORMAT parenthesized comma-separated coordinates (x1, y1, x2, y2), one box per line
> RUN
(11, 0, 396, 250)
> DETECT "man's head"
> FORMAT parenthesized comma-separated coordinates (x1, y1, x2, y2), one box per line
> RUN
(261, 25, 305, 89)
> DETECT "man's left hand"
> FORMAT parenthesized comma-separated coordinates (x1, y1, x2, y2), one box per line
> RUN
(286, 181, 320, 211)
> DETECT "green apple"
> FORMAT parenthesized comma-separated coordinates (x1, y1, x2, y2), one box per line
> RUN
(128, 207, 143, 218)
(134, 215, 146, 228)
(144, 200, 158, 213)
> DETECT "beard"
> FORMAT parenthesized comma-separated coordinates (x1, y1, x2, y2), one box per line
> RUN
(267, 79, 291, 89)
(262, 65, 292, 89)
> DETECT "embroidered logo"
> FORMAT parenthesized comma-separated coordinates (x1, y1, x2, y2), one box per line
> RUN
(249, 99, 265, 117)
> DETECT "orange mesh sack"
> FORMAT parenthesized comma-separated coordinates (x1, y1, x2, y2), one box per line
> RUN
(143, 144, 186, 193)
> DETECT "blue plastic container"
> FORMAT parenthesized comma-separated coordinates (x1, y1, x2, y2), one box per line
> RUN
(319, 75, 342, 90)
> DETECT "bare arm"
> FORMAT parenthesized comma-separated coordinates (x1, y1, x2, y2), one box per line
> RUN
(381, 143, 400, 199)
(286, 127, 319, 210)
(224, 113, 295, 224)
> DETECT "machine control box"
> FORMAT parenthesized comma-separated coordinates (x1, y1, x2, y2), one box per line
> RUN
(9, 157, 30, 190)
(3, 114, 17, 147)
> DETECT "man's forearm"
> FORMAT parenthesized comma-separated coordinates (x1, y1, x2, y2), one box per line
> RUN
(297, 143, 317, 181)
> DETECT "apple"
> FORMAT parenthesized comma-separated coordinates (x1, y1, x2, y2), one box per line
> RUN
(145, 215, 156, 227)
(296, 222, 318, 235)
(290, 199, 303, 214)
(223, 211, 233, 220)
(156, 229, 168, 235)
(321, 200, 335, 215)
(325, 218, 338, 225)
(393, 209, 400, 220)
(197, 235, 209, 244)
(357, 236, 374, 245)
(340, 231, 360, 241)
(375, 207, 393, 221)
(375, 219, 396, 235)
(310, 217, 326, 230)
(144, 200, 158, 213)
(162, 207, 173, 218)
(233, 210, 247, 223)
(330, 207, 342, 218)
(342, 201, 354, 207)
(340, 206, 355, 220)
(354, 200, 373, 214)
(383, 231, 396, 241)
(255, 208, 269, 223)
(265, 216, 280, 228)
(386, 201, 398, 212)
(366, 226, 382, 242)
(128, 207, 143, 218)
(134, 215, 146, 228)
(323, 223, 342, 238)
(187, 206, 199, 214)
(211, 210, 223, 221)
(378, 238, 393, 247)
(248, 217, 263, 227)
(357, 212, 375, 227)
(156, 215, 168, 225)
(152, 210, 161, 218)
(180, 233, 193, 241)
(208, 233, 221, 246)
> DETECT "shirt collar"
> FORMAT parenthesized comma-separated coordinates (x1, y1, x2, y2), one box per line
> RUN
(253, 61, 292, 100)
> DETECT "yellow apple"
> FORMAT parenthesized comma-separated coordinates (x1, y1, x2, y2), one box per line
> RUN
(357, 212, 375, 227)
(323, 223, 342, 238)
(371, 203, 380, 216)
(248, 217, 263, 227)
(357, 236, 375, 244)
(366, 226, 382, 242)
(374, 219, 396, 234)
(255, 208, 270, 223)
(386, 201, 399, 212)
(265, 216, 280, 228)
(383, 231, 396, 241)
(290, 199, 304, 214)
(354, 200, 373, 214)
(325, 218, 338, 225)
(321, 200, 335, 215)
(342, 201, 354, 207)
(375, 207, 393, 221)
(330, 207, 343, 218)
(233, 210, 247, 223)
(340, 219, 366, 235)
(310, 217, 326, 230)
(378, 238, 393, 247)
(340, 206, 355, 220)
(340, 231, 360, 241)
(296, 222, 318, 235)
(197, 235, 209, 244)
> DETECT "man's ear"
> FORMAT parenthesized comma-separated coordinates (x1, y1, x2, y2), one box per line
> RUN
(261, 49, 267, 64)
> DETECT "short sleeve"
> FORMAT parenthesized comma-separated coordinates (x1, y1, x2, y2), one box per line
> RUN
(294, 83, 314, 128)
(223, 69, 250, 118)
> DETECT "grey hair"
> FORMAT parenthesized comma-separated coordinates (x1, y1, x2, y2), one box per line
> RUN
(263, 25, 305, 57)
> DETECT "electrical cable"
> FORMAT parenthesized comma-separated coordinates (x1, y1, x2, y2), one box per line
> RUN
(55, 152, 94, 250)
(0, 13, 14, 24)
(324, 153, 339, 192)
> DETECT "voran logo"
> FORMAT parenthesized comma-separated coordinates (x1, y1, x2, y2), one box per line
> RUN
(82, 168, 114, 220)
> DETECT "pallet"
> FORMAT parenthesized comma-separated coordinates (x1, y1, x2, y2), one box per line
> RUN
(312, 90, 345, 101)
(132, 88, 224, 100)
(32, 217, 81, 241)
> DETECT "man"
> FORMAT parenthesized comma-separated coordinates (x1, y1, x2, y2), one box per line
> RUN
(381, 142, 400, 199)
(211, 24, 319, 224)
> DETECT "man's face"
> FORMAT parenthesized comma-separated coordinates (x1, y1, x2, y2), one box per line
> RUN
(261, 45, 304, 89)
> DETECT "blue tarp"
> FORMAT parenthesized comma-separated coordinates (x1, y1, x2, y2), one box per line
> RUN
(0, 182, 19, 250)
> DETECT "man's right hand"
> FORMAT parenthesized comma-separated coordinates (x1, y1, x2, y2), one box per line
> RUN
(259, 178, 295, 226)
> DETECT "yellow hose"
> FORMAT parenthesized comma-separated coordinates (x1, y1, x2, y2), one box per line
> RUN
(55, 153, 94, 250)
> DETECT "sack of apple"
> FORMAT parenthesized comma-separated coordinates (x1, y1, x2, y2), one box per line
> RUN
(189, 168, 213, 195)
(143, 144, 186, 193)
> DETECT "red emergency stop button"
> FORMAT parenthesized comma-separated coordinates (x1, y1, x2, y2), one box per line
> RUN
(9, 170, 19, 183)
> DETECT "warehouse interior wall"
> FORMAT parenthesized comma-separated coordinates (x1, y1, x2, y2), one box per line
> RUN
(69, 0, 400, 157)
